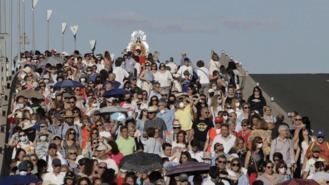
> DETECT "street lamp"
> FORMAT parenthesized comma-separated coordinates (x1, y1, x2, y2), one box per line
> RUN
(61, 22, 67, 52)
(46, 9, 53, 50)
(90, 40, 96, 54)
(70, 25, 78, 51)
(32, 0, 39, 54)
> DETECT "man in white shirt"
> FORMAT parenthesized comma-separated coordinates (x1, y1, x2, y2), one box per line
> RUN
(211, 123, 236, 154)
(176, 58, 193, 79)
(42, 158, 66, 185)
(189, 140, 204, 162)
(113, 57, 129, 86)
(302, 145, 326, 179)
(196, 60, 210, 94)
(166, 57, 177, 74)
(43, 143, 66, 172)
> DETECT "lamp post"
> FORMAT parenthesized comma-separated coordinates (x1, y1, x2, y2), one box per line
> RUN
(32, 0, 38, 54)
(61, 22, 67, 52)
(70, 25, 78, 51)
(90, 40, 96, 54)
(46, 9, 52, 50)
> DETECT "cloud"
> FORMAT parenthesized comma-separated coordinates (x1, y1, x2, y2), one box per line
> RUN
(219, 17, 280, 31)
(90, 12, 279, 33)
(91, 12, 217, 33)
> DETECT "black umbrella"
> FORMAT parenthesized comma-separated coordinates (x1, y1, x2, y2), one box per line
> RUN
(0, 175, 40, 185)
(119, 152, 162, 173)
(166, 161, 210, 176)
(103, 88, 127, 98)
(53, 79, 84, 89)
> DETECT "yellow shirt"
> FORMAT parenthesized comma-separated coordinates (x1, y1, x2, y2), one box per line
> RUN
(175, 104, 193, 131)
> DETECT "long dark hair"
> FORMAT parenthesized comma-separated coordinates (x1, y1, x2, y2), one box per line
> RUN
(251, 136, 263, 152)
(108, 140, 120, 155)
(179, 151, 192, 164)
(252, 86, 264, 98)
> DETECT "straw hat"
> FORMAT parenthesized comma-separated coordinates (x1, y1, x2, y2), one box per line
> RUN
(15, 111, 24, 119)
(22, 66, 32, 74)
(147, 106, 158, 113)
(22, 120, 34, 130)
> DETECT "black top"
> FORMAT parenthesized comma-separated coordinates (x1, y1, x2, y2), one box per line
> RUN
(192, 118, 213, 142)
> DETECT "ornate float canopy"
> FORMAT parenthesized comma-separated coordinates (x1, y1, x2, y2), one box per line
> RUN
(127, 30, 149, 56)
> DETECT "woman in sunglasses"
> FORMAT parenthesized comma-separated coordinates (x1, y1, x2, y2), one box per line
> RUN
(228, 158, 249, 185)
(63, 128, 81, 157)
(256, 160, 280, 185)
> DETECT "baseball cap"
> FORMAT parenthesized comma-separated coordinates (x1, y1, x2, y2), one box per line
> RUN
(317, 130, 325, 138)
(215, 117, 224, 124)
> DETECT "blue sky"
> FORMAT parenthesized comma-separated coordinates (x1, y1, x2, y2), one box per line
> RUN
(12, 0, 329, 73)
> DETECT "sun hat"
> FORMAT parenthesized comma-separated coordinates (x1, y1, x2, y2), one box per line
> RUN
(147, 106, 158, 113)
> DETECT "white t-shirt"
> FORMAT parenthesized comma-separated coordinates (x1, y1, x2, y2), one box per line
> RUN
(196, 67, 210, 84)
(189, 150, 204, 162)
(154, 71, 173, 87)
(42, 172, 65, 185)
(98, 158, 118, 174)
(304, 157, 325, 177)
(211, 134, 236, 154)
(166, 62, 177, 74)
(113, 67, 129, 85)
(208, 59, 221, 75)
(176, 65, 193, 78)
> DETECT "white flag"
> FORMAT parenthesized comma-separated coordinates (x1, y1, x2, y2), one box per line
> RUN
(47, 9, 53, 21)
(32, 0, 39, 9)
(61, 22, 67, 34)
(90, 40, 96, 50)
(70, 25, 79, 36)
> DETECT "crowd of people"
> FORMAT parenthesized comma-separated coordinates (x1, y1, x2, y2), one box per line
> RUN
(4, 48, 329, 185)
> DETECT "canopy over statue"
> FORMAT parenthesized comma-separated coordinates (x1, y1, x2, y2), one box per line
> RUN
(127, 30, 149, 56)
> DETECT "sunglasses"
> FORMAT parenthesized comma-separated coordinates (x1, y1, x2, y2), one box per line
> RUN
(242, 124, 248, 127)
(70, 152, 77, 155)
(266, 166, 273, 169)
(231, 163, 240, 167)
(217, 160, 226, 164)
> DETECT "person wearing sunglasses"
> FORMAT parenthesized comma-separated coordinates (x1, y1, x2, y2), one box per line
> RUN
(275, 160, 291, 182)
(256, 160, 280, 185)
(227, 158, 249, 185)
(305, 130, 329, 163)
(66, 148, 78, 174)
